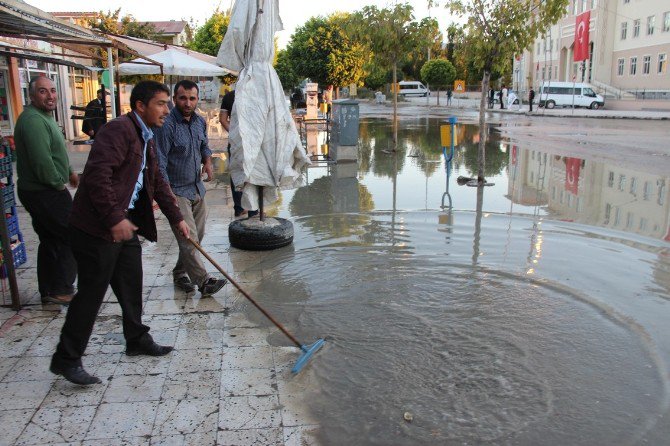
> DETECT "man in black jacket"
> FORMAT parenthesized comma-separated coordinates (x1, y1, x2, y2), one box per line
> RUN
(82, 89, 106, 139)
(50, 81, 189, 386)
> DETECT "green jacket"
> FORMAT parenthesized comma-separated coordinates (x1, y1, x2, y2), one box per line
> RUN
(15, 105, 72, 191)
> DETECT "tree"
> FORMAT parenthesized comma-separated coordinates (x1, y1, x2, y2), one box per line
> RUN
(275, 49, 300, 91)
(445, 0, 568, 183)
(187, 10, 230, 56)
(420, 58, 456, 105)
(348, 3, 433, 144)
(87, 9, 158, 39)
(287, 14, 366, 91)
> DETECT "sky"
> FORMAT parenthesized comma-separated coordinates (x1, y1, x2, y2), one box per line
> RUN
(29, 0, 458, 49)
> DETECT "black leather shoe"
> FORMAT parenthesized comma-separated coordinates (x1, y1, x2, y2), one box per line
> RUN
(50, 363, 101, 385)
(199, 277, 227, 296)
(126, 336, 174, 357)
(174, 276, 196, 293)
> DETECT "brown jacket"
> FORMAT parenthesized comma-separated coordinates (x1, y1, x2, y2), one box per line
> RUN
(70, 112, 183, 242)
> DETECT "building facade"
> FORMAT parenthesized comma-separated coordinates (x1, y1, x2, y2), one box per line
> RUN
(516, 0, 670, 98)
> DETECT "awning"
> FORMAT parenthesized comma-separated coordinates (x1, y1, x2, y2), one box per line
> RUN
(0, 0, 110, 45)
(0, 47, 94, 70)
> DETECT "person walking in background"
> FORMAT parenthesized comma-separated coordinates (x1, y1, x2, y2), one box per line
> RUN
(14, 76, 78, 306)
(155, 80, 228, 296)
(488, 88, 495, 109)
(447, 89, 453, 106)
(82, 88, 106, 140)
(323, 85, 333, 119)
(529, 87, 536, 112)
(501, 85, 508, 109)
(50, 81, 189, 385)
(219, 88, 257, 218)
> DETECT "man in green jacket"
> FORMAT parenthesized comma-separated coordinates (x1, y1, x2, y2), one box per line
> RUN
(15, 76, 79, 305)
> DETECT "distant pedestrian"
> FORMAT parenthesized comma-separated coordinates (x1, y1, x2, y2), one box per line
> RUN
(529, 87, 536, 112)
(446, 89, 452, 106)
(502, 85, 508, 109)
(498, 89, 504, 109)
(82, 89, 106, 139)
(488, 88, 495, 109)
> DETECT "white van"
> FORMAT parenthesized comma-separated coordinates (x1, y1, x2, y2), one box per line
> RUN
(398, 81, 430, 97)
(538, 82, 605, 109)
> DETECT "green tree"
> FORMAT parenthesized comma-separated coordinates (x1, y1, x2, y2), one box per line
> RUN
(287, 14, 366, 91)
(348, 3, 433, 144)
(275, 49, 300, 91)
(187, 10, 230, 56)
(445, 0, 568, 183)
(363, 61, 388, 91)
(420, 58, 456, 105)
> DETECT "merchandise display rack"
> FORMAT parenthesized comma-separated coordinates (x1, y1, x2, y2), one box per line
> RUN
(0, 137, 23, 309)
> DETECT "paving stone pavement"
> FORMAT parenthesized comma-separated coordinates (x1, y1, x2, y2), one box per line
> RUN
(0, 145, 321, 445)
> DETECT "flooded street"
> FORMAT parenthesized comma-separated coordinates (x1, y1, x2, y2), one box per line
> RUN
(216, 117, 670, 444)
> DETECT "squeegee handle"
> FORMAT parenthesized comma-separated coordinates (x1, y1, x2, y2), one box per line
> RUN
(188, 238, 304, 349)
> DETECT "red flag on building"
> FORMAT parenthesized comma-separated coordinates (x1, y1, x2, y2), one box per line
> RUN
(574, 11, 591, 61)
(565, 157, 581, 194)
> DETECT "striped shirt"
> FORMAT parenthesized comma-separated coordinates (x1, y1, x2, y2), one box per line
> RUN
(154, 107, 212, 200)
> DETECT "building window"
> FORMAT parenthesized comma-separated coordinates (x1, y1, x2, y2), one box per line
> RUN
(664, 12, 670, 32)
(555, 66, 559, 78)
(626, 212, 634, 229)
(630, 56, 637, 75)
(614, 207, 621, 226)
(608, 171, 614, 187)
(659, 53, 667, 74)
(659, 180, 667, 204)
(643, 181, 652, 200)
(623, 0, 630, 4)
(630, 177, 637, 195)
(573, 1, 579, 15)
(617, 58, 625, 75)
(647, 15, 655, 35)
(633, 19, 640, 37)
(618, 174, 626, 191)
(639, 218, 647, 231)
(643, 55, 651, 74)
(620, 22, 628, 40)
(576, 197, 583, 213)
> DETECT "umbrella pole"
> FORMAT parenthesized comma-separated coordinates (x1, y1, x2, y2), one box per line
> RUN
(258, 185, 264, 221)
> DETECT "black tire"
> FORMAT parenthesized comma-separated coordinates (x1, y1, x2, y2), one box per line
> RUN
(546, 100, 556, 109)
(590, 102, 600, 110)
(229, 217, 294, 251)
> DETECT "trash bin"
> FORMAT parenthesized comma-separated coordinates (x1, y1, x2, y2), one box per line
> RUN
(331, 99, 359, 147)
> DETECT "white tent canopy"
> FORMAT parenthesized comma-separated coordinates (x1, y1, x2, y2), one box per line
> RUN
(217, 0, 309, 210)
(118, 48, 228, 76)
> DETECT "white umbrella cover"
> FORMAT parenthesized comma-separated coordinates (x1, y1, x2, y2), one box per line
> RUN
(118, 48, 228, 76)
(216, 0, 310, 210)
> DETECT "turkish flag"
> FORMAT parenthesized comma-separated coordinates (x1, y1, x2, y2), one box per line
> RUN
(565, 157, 581, 194)
(574, 11, 591, 61)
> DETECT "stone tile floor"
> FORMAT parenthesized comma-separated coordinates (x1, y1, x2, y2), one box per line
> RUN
(0, 188, 321, 445)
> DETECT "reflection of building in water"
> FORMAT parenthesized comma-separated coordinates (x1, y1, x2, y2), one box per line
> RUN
(507, 146, 548, 206)
(508, 146, 670, 241)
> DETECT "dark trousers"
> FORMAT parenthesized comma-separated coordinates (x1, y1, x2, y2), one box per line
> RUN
(52, 226, 148, 368)
(17, 188, 76, 298)
(228, 144, 244, 215)
(529, 101, 534, 112)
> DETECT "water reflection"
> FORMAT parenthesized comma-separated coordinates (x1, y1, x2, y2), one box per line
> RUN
(280, 118, 669, 243)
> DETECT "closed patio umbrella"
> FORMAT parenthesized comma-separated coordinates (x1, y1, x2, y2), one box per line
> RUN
(216, 0, 310, 211)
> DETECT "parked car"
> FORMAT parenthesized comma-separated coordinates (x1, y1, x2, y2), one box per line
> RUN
(398, 81, 430, 97)
(538, 82, 604, 109)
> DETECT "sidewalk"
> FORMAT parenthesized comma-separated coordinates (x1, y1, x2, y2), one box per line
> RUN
(0, 146, 319, 445)
(359, 95, 670, 120)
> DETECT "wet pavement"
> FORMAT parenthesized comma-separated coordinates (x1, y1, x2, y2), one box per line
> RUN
(1, 102, 669, 445)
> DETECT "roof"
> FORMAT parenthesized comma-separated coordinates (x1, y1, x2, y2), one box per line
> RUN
(50, 11, 97, 17)
(141, 20, 187, 35)
(0, 0, 109, 45)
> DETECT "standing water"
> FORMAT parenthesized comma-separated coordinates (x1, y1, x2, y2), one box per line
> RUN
(218, 118, 670, 445)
